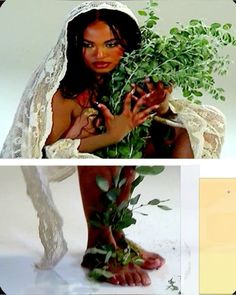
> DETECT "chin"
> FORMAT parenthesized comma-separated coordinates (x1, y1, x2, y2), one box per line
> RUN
(93, 67, 115, 74)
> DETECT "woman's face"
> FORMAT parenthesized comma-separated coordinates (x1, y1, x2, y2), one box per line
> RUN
(82, 20, 125, 75)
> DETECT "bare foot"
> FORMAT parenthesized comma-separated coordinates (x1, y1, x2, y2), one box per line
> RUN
(113, 232, 165, 270)
(108, 262, 151, 286)
(82, 227, 151, 286)
(82, 247, 151, 286)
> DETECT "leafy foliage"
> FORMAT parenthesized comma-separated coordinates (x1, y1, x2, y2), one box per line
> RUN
(91, 166, 171, 231)
(95, 0, 236, 158)
(88, 166, 171, 281)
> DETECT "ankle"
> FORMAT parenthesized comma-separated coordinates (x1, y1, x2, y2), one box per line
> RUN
(87, 226, 116, 249)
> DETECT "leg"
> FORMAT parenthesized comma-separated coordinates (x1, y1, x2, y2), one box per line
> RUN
(146, 121, 194, 158)
(113, 166, 165, 270)
(77, 166, 151, 286)
(171, 127, 194, 158)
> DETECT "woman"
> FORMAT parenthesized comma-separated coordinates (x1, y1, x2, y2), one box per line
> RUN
(0, 0, 201, 159)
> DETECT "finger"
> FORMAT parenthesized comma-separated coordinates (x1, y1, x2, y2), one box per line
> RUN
(132, 96, 147, 114)
(123, 91, 133, 112)
(166, 84, 173, 94)
(144, 77, 155, 92)
(95, 117, 102, 128)
(97, 103, 114, 121)
(156, 80, 164, 91)
(132, 83, 146, 96)
(133, 105, 159, 126)
(137, 105, 159, 117)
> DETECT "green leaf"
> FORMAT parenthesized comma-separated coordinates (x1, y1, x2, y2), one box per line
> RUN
(135, 166, 165, 175)
(130, 194, 141, 205)
(158, 205, 172, 210)
(220, 95, 225, 101)
(170, 27, 179, 35)
(96, 175, 109, 192)
(223, 23, 232, 30)
(138, 10, 147, 16)
(150, 1, 158, 7)
(86, 247, 108, 255)
(183, 89, 191, 97)
(211, 23, 221, 29)
(118, 177, 127, 188)
(89, 268, 114, 280)
(148, 198, 160, 205)
(106, 189, 119, 202)
(131, 175, 144, 194)
(222, 33, 232, 43)
(89, 220, 102, 228)
(138, 212, 149, 216)
(117, 200, 129, 211)
(189, 19, 201, 26)
(105, 250, 113, 263)
(193, 90, 203, 97)
(147, 20, 157, 28)
(133, 257, 145, 265)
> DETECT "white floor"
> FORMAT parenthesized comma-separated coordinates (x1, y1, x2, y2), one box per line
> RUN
(0, 166, 181, 295)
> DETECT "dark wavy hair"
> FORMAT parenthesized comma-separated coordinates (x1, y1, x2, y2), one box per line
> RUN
(59, 9, 141, 100)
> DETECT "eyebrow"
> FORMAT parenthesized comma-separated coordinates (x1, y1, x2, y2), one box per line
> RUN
(83, 38, 119, 44)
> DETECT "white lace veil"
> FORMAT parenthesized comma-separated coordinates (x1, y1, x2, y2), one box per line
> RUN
(0, 1, 139, 158)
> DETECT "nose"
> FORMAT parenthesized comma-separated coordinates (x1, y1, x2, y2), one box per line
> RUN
(95, 46, 105, 59)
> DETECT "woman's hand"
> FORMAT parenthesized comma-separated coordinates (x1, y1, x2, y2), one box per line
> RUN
(65, 108, 98, 139)
(132, 79, 173, 116)
(98, 90, 159, 143)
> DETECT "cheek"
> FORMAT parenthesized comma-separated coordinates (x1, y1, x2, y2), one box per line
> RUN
(82, 48, 92, 64)
(112, 47, 124, 61)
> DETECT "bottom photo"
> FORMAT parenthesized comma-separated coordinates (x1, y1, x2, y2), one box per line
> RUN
(0, 166, 198, 295)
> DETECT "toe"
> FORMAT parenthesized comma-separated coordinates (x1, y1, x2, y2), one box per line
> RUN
(132, 271, 142, 286)
(117, 273, 126, 286)
(139, 269, 151, 286)
(125, 272, 134, 286)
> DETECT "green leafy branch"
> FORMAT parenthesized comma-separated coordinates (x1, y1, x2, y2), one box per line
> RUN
(90, 166, 171, 231)
(95, 0, 236, 158)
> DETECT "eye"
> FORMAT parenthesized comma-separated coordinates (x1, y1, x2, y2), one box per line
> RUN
(82, 41, 94, 48)
(105, 40, 120, 48)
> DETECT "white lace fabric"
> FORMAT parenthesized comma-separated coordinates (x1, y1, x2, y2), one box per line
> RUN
(155, 98, 225, 159)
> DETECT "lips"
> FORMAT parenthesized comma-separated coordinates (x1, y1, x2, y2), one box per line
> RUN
(93, 62, 111, 69)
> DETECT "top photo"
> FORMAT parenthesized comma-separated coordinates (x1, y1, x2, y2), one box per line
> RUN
(0, 0, 235, 159)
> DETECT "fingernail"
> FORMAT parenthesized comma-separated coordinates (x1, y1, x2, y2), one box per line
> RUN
(131, 89, 135, 94)
(145, 77, 151, 82)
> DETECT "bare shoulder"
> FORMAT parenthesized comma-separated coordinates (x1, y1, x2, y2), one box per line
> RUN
(52, 89, 81, 114)
(52, 89, 75, 106)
